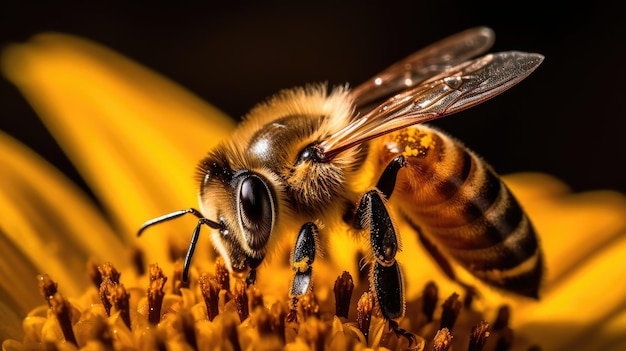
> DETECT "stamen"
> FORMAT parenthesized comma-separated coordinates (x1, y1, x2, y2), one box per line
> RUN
(333, 271, 354, 319)
(215, 257, 231, 291)
(433, 328, 453, 351)
(100, 278, 131, 329)
(463, 287, 478, 308)
(99, 279, 113, 316)
(98, 262, 121, 283)
(440, 292, 462, 331)
(493, 305, 510, 330)
(37, 274, 57, 305)
(38, 275, 77, 346)
(233, 279, 249, 322)
(50, 293, 77, 346)
(468, 320, 490, 351)
(422, 281, 438, 322)
(493, 305, 514, 350)
(356, 291, 375, 342)
(147, 263, 167, 325)
(199, 273, 220, 321)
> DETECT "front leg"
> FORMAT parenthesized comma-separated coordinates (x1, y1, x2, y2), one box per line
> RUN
(288, 222, 318, 309)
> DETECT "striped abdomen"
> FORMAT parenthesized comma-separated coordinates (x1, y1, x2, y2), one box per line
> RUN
(375, 125, 542, 298)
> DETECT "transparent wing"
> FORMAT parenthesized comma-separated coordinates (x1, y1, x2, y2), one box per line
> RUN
(320, 51, 544, 160)
(350, 27, 495, 108)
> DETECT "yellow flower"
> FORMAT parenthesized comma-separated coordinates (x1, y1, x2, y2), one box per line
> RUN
(1, 33, 625, 351)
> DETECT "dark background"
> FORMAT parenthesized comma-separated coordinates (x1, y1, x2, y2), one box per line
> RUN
(1, 0, 624, 203)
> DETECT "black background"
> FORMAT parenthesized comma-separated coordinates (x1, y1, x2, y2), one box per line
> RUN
(1, 0, 624, 205)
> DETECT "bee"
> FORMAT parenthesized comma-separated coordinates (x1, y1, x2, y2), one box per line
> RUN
(139, 27, 543, 327)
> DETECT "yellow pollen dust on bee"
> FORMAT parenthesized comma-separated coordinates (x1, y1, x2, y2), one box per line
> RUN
(398, 128, 435, 158)
(293, 256, 312, 272)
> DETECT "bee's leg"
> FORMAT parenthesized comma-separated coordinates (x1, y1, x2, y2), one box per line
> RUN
(356, 190, 402, 314)
(354, 156, 417, 346)
(243, 255, 264, 286)
(245, 269, 257, 286)
(357, 189, 418, 346)
(374, 155, 406, 199)
(288, 222, 318, 310)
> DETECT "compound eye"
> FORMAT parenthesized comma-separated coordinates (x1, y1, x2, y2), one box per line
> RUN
(237, 174, 275, 252)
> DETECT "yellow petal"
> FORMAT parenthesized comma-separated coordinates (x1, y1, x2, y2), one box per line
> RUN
(2, 33, 236, 265)
(514, 229, 626, 350)
(0, 230, 40, 342)
(504, 173, 626, 288)
(0, 131, 127, 340)
(502, 173, 626, 350)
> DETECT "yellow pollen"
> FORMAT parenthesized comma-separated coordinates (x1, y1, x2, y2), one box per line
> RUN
(404, 145, 419, 157)
(293, 257, 311, 272)
(419, 133, 434, 148)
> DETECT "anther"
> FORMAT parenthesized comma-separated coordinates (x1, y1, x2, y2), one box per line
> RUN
(356, 291, 375, 342)
(333, 271, 354, 319)
(433, 328, 453, 351)
(440, 292, 462, 331)
(100, 278, 131, 329)
(147, 263, 167, 325)
(38, 275, 77, 346)
(468, 320, 490, 351)
(233, 279, 249, 322)
(199, 273, 220, 321)
(422, 281, 438, 322)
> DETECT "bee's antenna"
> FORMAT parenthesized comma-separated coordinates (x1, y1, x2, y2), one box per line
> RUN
(137, 208, 220, 236)
(137, 208, 223, 282)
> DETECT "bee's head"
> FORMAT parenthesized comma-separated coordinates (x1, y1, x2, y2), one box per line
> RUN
(196, 150, 278, 274)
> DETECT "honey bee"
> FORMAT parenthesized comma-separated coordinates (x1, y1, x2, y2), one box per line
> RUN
(139, 27, 543, 326)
